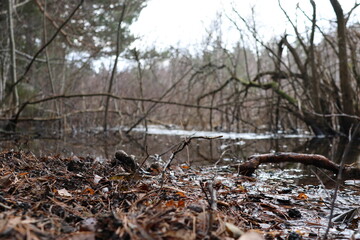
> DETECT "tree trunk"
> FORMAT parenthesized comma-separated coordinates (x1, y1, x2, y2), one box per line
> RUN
(309, 0, 321, 115)
(103, 3, 127, 132)
(7, 0, 19, 113)
(330, 0, 357, 134)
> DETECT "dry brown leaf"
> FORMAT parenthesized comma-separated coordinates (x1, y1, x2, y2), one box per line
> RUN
(296, 192, 308, 200)
(82, 187, 95, 195)
(176, 191, 187, 198)
(0, 173, 13, 188)
(238, 231, 264, 240)
(164, 228, 196, 240)
(59, 231, 95, 240)
(225, 222, 244, 238)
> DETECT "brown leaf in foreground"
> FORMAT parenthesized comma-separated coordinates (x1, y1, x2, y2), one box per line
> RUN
(0, 150, 358, 239)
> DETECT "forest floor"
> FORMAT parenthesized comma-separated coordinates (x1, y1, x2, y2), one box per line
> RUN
(0, 149, 359, 240)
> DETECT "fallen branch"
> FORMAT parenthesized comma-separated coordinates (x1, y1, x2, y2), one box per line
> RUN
(238, 152, 360, 179)
(4, 92, 220, 131)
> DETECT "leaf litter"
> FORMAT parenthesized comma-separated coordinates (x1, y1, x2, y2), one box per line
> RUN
(0, 149, 359, 239)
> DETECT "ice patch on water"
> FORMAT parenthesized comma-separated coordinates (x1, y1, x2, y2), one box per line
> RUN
(126, 125, 311, 140)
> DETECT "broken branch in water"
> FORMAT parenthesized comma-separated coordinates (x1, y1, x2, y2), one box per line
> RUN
(237, 152, 360, 179)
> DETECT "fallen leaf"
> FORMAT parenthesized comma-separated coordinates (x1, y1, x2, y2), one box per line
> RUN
(236, 185, 247, 193)
(57, 188, 72, 197)
(164, 229, 195, 240)
(177, 200, 185, 207)
(225, 222, 244, 238)
(239, 231, 264, 240)
(176, 191, 187, 198)
(0, 173, 13, 188)
(60, 231, 95, 240)
(109, 175, 129, 181)
(333, 207, 360, 223)
(296, 192, 308, 200)
(93, 174, 102, 184)
(166, 200, 176, 207)
(82, 188, 95, 195)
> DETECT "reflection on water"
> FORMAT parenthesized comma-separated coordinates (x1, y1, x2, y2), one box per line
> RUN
(1, 126, 360, 186)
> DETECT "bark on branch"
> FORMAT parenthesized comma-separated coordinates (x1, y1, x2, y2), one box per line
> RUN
(232, 76, 297, 106)
(238, 152, 360, 179)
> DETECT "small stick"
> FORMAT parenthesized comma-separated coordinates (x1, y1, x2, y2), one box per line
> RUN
(160, 136, 222, 185)
(162, 136, 222, 171)
(325, 124, 360, 238)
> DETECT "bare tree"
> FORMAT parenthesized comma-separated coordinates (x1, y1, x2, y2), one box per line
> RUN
(103, 2, 127, 132)
(7, 0, 19, 113)
(330, 0, 357, 133)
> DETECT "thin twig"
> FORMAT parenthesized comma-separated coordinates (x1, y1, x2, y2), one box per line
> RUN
(162, 136, 222, 172)
(200, 180, 217, 237)
(160, 136, 222, 186)
(324, 124, 360, 238)
(125, 66, 194, 134)
(138, 146, 150, 170)
(199, 181, 211, 207)
(311, 112, 360, 120)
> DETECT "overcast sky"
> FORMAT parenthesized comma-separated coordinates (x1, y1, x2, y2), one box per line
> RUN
(130, 0, 359, 51)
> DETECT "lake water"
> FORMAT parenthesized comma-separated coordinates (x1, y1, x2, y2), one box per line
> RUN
(1, 125, 360, 187)
(1, 125, 359, 163)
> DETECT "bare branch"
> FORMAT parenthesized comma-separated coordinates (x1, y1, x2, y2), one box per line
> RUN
(162, 136, 222, 174)
(345, 2, 360, 24)
(325, 124, 360, 237)
(34, 0, 73, 46)
(5, 0, 84, 98)
(4, 92, 222, 131)
(125, 66, 195, 134)
(0, 0, 32, 15)
(278, 0, 307, 53)
(297, 4, 338, 54)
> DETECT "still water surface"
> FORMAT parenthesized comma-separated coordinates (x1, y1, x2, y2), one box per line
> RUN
(1, 125, 360, 186)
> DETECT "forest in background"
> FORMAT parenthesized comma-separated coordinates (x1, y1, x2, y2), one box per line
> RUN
(0, 0, 360, 137)
(2, 2, 360, 239)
